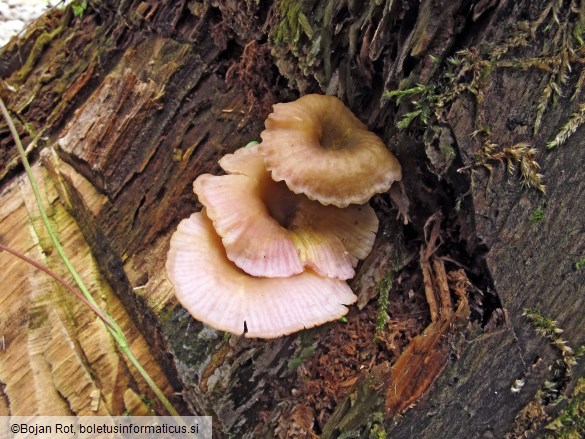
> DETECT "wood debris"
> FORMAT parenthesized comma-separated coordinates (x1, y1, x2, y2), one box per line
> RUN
(386, 213, 471, 415)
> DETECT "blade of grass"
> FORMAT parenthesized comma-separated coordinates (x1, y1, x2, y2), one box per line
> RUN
(0, 99, 101, 314)
(0, 241, 177, 418)
(0, 97, 179, 418)
(0, 241, 115, 331)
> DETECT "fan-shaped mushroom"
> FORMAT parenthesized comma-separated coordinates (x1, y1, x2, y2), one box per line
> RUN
(193, 145, 378, 279)
(259, 94, 402, 207)
(166, 95, 403, 339)
(165, 211, 357, 338)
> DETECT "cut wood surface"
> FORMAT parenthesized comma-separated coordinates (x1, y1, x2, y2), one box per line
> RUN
(0, 0, 583, 438)
(0, 156, 172, 416)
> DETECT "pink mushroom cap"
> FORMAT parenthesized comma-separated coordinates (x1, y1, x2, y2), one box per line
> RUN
(259, 94, 402, 207)
(165, 211, 357, 338)
(194, 144, 378, 279)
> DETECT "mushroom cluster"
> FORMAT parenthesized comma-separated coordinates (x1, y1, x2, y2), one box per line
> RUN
(166, 94, 402, 338)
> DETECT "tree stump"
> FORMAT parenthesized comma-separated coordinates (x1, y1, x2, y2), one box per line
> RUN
(0, 0, 583, 437)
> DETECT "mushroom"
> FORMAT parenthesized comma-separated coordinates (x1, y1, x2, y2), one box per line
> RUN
(165, 211, 357, 338)
(193, 144, 378, 279)
(166, 95, 403, 338)
(259, 94, 402, 207)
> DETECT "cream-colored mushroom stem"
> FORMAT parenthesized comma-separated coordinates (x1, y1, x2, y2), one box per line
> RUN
(194, 144, 379, 279)
(165, 212, 357, 338)
(259, 94, 402, 207)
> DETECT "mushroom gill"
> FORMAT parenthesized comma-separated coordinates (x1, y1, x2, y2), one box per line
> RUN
(166, 94, 403, 339)
(194, 144, 378, 279)
(165, 211, 357, 338)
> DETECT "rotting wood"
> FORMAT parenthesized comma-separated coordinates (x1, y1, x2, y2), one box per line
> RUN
(385, 213, 471, 416)
(0, 159, 173, 416)
(385, 260, 470, 416)
(0, 0, 583, 437)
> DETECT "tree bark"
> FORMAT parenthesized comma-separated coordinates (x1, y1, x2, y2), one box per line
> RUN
(0, 0, 583, 437)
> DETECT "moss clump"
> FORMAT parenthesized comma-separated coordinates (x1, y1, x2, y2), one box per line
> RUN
(71, 0, 88, 18)
(385, 0, 585, 195)
(320, 366, 389, 439)
(13, 25, 64, 84)
(375, 274, 393, 336)
(286, 328, 319, 372)
(523, 308, 584, 372)
(547, 103, 585, 149)
(385, 55, 546, 193)
(508, 311, 585, 437)
(367, 412, 387, 439)
(286, 346, 316, 371)
(544, 377, 585, 438)
(272, 0, 313, 45)
(529, 205, 546, 224)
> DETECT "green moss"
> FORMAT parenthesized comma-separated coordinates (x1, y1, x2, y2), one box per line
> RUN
(548, 104, 585, 149)
(576, 258, 585, 270)
(375, 274, 393, 335)
(270, 0, 332, 85)
(287, 346, 316, 371)
(544, 377, 585, 438)
(71, 0, 88, 18)
(523, 308, 584, 372)
(13, 25, 64, 84)
(529, 205, 546, 224)
(510, 311, 585, 436)
(297, 12, 313, 39)
(273, 0, 310, 45)
(384, 84, 437, 130)
(384, 1, 585, 194)
(368, 412, 387, 439)
(321, 367, 389, 439)
(286, 330, 318, 372)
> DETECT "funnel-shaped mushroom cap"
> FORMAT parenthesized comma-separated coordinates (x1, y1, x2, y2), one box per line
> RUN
(194, 171, 304, 278)
(166, 212, 357, 338)
(259, 94, 402, 207)
(195, 145, 378, 279)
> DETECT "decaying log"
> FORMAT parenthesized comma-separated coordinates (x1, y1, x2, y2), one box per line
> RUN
(0, 157, 172, 416)
(0, 0, 583, 437)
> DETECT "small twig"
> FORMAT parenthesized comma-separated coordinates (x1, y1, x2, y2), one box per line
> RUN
(0, 242, 116, 331)
(420, 244, 439, 323)
(432, 257, 452, 319)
